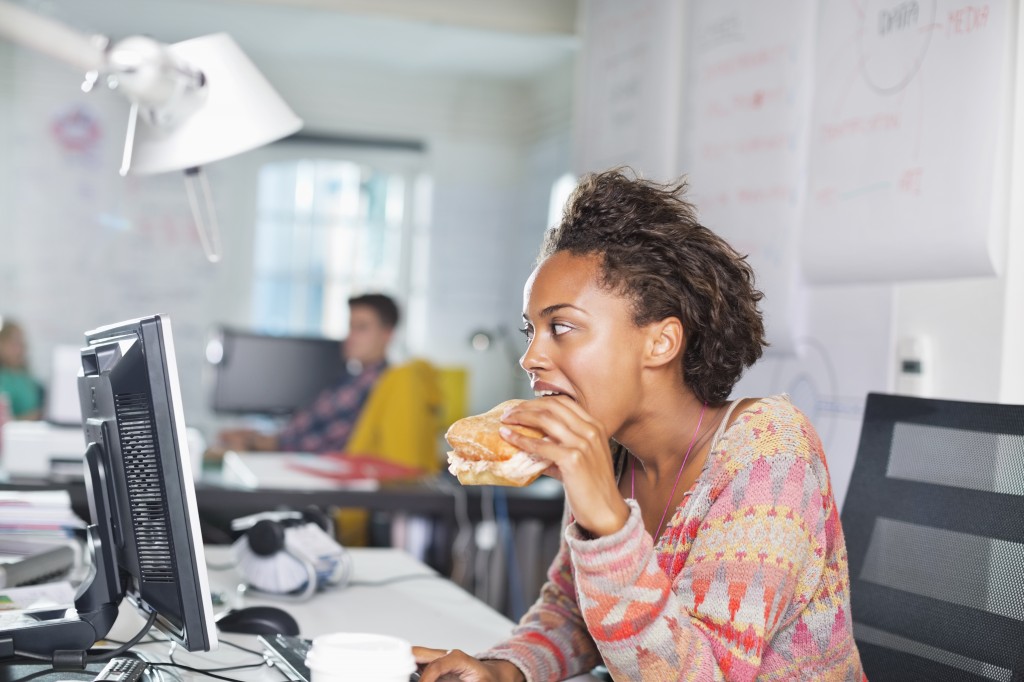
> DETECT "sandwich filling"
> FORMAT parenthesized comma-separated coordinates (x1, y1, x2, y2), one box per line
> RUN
(446, 449, 547, 480)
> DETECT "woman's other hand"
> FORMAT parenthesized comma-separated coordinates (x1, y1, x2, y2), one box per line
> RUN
(500, 396, 630, 538)
(413, 647, 525, 682)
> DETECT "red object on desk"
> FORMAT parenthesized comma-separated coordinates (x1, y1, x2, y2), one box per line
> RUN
(286, 453, 425, 482)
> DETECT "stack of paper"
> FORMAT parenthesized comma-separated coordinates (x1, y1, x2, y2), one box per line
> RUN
(0, 490, 86, 537)
(0, 491, 85, 587)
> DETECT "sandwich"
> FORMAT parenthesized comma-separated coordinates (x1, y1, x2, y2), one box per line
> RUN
(445, 399, 549, 486)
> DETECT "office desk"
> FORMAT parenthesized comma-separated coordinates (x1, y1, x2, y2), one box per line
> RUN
(1, 467, 567, 534)
(105, 547, 600, 681)
(0, 466, 568, 620)
(0, 467, 567, 580)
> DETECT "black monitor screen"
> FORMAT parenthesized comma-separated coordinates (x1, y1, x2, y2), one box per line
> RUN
(208, 328, 344, 415)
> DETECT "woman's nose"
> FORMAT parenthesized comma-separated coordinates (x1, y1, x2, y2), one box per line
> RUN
(520, 336, 547, 373)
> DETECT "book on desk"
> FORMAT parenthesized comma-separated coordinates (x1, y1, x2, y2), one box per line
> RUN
(0, 491, 82, 589)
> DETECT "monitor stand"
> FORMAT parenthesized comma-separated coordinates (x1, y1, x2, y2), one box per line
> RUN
(0, 444, 123, 666)
(0, 651, 147, 681)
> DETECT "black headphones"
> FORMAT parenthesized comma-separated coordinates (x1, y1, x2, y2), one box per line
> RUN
(231, 504, 348, 599)
(233, 505, 333, 556)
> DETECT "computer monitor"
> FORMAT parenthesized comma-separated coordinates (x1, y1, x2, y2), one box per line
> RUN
(0, 314, 218, 663)
(207, 328, 345, 415)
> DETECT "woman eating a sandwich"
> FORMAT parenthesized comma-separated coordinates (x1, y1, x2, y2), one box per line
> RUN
(416, 169, 864, 681)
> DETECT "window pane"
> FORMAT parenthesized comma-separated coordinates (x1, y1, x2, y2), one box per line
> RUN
(251, 156, 417, 340)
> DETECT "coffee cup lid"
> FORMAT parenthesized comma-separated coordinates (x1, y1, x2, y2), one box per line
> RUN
(306, 632, 415, 676)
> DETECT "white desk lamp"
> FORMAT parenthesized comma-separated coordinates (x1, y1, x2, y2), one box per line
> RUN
(0, 1, 303, 262)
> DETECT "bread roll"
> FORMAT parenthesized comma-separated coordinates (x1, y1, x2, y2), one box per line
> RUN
(445, 399, 548, 487)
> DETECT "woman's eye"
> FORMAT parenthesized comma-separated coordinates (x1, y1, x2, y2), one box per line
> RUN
(519, 326, 534, 342)
(553, 323, 572, 335)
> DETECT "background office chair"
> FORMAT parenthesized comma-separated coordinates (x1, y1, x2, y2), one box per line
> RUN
(345, 358, 444, 474)
(334, 358, 443, 548)
(841, 392, 1024, 681)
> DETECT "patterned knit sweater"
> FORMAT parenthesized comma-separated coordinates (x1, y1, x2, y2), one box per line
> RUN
(480, 395, 864, 681)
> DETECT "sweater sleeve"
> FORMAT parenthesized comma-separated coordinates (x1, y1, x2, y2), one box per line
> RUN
(566, 448, 829, 681)
(476, 507, 602, 682)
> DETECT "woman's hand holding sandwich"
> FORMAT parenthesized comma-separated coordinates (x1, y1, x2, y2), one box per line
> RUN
(499, 396, 630, 539)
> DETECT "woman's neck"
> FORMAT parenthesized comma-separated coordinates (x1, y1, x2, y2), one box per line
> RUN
(617, 386, 721, 483)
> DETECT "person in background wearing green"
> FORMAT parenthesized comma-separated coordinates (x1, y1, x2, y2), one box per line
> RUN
(0, 319, 43, 420)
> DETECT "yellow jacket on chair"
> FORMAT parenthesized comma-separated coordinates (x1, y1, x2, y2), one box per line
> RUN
(344, 358, 442, 474)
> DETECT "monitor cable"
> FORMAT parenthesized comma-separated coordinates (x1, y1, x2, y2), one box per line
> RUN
(149, 659, 268, 681)
(126, 629, 271, 682)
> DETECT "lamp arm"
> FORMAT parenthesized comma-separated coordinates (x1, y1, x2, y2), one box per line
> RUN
(0, 1, 200, 113)
(0, 0, 105, 74)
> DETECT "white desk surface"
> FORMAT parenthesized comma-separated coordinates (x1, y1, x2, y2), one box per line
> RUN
(107, 547, 599, 681)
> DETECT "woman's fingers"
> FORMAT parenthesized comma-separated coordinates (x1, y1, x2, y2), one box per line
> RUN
(500, 426, 573, 467)
(502, 396, 605, 450)
(417, 648, 496, 682)
(541, 464, 564, 482)
(412, 646, 448, 664)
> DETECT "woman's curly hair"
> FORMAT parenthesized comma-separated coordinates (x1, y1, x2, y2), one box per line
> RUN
(539, 168, 767, 404)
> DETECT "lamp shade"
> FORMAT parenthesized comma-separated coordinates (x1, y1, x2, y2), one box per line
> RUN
(127, 33, 302, 175)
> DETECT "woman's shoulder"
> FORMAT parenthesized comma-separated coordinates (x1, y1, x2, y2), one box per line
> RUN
(711, 394, 823, 473)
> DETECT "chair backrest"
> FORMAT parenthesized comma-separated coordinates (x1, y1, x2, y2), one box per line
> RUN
(841, 393, 1024, 681)
(344, 358, 443, 474)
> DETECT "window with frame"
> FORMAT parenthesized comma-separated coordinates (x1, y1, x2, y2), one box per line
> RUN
(251, 152, 428, 345)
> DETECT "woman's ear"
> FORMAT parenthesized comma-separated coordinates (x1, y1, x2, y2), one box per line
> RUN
(645, 317, 684, 368)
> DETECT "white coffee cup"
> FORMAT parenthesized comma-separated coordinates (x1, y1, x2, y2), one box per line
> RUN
(306, 632, 416, 682)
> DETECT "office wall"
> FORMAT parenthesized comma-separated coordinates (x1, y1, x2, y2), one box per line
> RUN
(890, 0, 1023, 406)
(0, 42, 574, 435)
(573, 0, 1024, 508)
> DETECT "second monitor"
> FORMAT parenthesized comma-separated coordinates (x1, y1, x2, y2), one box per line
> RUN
(207, 328, 345, 416)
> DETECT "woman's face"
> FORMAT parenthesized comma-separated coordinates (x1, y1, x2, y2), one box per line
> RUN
(0, 327, 26, 368)
(519, 251, 652, 438)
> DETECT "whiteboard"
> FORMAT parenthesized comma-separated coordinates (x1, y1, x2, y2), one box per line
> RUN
(679, 0, 817, 352)
(574, 0, 685, 180)
(9, 53, 219, 426)
(801, 0, 1011, 282)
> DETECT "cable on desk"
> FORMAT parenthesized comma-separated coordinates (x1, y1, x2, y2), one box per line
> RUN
(217, 638, 265, 657)
(87, 610, 160, 663)
(136, 630, 266, 678)
(4, 670, 95, 680)
(149, 660, 266, 681)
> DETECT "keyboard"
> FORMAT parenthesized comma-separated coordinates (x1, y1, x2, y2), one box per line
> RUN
(258, 634, 311, 681)
(258, 634, 422, 681)
(91, 657, 148, 682)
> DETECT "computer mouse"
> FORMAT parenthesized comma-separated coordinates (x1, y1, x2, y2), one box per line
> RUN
(216, 605, 300, 636)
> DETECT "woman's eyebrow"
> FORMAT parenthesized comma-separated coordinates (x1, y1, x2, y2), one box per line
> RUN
(522, 303, 587, 322)
(540, 303, 586, 317)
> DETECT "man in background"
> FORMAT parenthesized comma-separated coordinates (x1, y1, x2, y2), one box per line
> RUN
(218, 293, 399, 453)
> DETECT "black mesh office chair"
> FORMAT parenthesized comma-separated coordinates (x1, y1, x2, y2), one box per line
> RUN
(841, 393, 1024, 681)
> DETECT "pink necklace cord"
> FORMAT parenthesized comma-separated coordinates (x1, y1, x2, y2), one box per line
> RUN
(632, 401, 708, 543)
